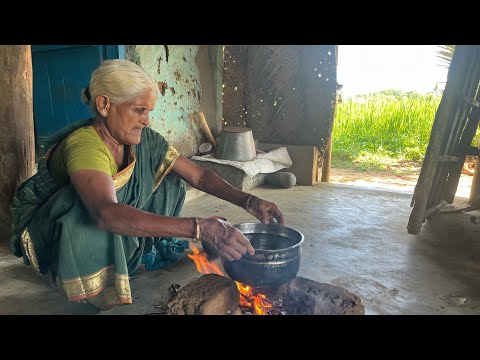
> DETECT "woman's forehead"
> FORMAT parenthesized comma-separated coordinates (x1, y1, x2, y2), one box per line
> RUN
(129, 91, 157, 106)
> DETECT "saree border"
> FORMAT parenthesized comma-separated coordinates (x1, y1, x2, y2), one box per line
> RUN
(59, 264, 131, 303)
(20, 228, 41, 275)
(113, 146, 136, 191)
(153, 145, 180, 191)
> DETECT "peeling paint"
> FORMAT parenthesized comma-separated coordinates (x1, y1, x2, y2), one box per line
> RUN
(127, 46, 202, 158)
(158, 81, 167, 97)
(125, 46, 142, 67)
(174, 70, 181, 81)
(164, 45, 169, 62)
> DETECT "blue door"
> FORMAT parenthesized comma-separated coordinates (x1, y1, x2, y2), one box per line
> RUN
(32, 45, 125, 141)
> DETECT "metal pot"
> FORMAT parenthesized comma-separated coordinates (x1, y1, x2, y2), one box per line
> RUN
(222, 223, 304, 287)
(215, 127, 256, 161)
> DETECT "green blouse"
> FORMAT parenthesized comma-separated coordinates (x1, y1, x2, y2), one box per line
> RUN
(48, 126, 118, 185)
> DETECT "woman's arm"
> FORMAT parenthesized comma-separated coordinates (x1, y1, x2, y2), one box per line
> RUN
(172, 156, 250, 209)
(70, 169, 254, 261)
(171, 156, 285, 224)
(71, 170, 194, 238)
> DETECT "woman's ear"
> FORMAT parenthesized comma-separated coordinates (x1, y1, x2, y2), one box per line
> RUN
(95, 95, 110, 116)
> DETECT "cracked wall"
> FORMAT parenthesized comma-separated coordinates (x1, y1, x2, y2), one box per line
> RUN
(126, 45, 216, 157)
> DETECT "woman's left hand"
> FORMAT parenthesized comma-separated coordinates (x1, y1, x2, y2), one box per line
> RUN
(245, 195, 285, 225)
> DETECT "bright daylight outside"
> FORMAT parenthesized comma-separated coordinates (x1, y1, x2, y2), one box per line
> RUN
(330, 45, 474, 197)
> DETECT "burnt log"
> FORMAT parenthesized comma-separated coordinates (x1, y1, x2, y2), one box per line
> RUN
(167, 274, 240, 315)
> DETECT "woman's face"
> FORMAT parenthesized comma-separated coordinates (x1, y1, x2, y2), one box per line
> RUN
(104, 90, 157, 145)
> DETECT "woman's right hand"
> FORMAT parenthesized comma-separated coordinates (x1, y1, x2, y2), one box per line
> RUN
(198, 217, 255, 262)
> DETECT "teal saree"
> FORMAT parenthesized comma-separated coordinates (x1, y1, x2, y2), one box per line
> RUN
(10, 119, 189, 309)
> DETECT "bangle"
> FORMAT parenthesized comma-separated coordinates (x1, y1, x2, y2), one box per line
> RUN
(192, 217, 201, 243)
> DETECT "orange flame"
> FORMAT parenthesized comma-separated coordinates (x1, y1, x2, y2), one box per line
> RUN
(188, 245, 274, 315)
(187, 246, 224, 275)
(235, 282, 273, 315)
(253, 293, 273, 314)
(236, 282, 253, 307)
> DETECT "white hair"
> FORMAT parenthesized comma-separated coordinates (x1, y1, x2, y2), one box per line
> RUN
(82, 59, 157, 116)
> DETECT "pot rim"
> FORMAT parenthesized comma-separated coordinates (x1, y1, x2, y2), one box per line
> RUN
(233, 222, 304, 253)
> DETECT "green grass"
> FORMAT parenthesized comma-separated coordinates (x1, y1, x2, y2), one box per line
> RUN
(332, 91, 442, 172)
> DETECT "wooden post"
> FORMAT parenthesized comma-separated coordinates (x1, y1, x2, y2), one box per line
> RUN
(320, 45, 338, 183)
(408, 46, 473, 234)
(196, 111, 217, 149)
(470, 150, 480, 204)
(443, 70, 480, 204)
(321, 137, 331, 182)
(0, 45, 34, 240)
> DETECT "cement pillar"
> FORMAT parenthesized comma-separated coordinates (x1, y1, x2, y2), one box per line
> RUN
(0, 45, 34, 237)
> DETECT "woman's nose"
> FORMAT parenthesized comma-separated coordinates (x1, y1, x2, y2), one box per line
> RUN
(141, 114, 150, 126)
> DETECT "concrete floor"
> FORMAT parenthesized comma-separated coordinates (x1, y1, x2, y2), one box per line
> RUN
(1, 182, 480, 315)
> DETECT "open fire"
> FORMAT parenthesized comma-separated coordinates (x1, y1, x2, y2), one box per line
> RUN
(187, 246, 283, 315)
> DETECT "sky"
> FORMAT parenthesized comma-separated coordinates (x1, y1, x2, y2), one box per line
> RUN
(336, 45, 450, 98)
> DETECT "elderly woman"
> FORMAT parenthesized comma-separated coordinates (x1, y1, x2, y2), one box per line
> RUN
(10, 59, 284, 311)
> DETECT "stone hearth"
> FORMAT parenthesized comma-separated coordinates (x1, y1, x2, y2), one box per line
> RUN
(166, 274, 364, 315)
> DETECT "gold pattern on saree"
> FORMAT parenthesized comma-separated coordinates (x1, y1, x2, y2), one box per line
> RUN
(113, 146, 136, 191)
(20, 229, 40, 274)
(60, 264, 131, 301)
(154, 145, 180, 191)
